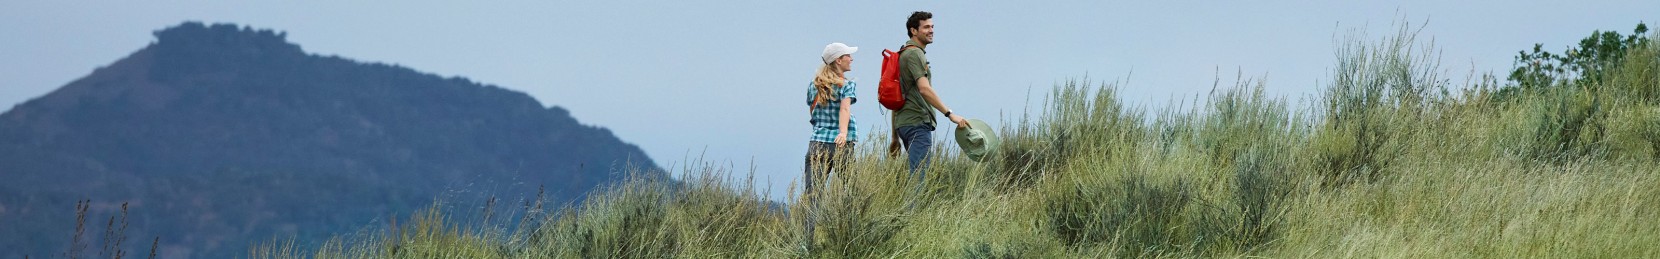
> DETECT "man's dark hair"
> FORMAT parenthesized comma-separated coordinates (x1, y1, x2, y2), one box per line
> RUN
(906, 11, 933, 38)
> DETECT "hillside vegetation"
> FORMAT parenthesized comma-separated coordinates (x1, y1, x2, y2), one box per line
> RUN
(250, 24, 1658, 258)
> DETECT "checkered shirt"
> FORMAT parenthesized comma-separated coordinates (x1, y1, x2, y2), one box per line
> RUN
(807, 80, 857, 143)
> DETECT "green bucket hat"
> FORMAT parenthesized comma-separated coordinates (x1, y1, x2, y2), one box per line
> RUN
(954, 118, 1000, 162)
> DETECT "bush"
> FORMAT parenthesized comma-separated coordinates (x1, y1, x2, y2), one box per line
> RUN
(1194, 150, 1293, 254)
(1514, 86, 1608, 161)
(1311, 22, 1442, 186)
(1604, 105, 1660, 161)
(814, 188, 904, 257)
(1509, 23, 1651, 91)
(992, 120, 1070, 189)
(1198, 79, 1295, 171)
(664, 165, 776, 257)
(993, 80, 1143, 190)
(1045, 174, 1193, 256)
(962, 239, 1056, 259)
(538, 174, 678, 258)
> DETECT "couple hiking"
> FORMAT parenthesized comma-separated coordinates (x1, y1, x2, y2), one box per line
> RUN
(801, 11, 999, 250)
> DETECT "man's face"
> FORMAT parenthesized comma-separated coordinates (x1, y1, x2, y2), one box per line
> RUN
(913, 19, 934, 44)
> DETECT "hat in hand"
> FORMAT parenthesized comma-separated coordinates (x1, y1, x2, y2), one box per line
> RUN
(954, 119, 999, 162)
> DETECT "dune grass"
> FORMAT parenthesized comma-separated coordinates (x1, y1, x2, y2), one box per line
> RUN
(252, 27, 1660, 258)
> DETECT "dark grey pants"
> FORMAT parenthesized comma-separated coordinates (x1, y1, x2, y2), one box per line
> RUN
(802, 141, 854, 245)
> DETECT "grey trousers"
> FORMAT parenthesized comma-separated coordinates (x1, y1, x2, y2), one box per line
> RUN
(802, 141, 854, 244)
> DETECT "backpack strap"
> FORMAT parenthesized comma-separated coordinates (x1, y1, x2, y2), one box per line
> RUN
(897, 45, 920, 57)
(896, 44, 922, 93)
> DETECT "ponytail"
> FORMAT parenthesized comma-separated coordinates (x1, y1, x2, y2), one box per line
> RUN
(811, 63, 844, 106)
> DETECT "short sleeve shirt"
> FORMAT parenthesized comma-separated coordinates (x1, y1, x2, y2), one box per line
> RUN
(894, 39, 935, 129)
(807, 80, 857, 143)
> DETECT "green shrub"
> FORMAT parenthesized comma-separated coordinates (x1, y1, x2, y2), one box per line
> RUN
(992, 119, 1070, 190)
(1515, 86, 1608, 161)
(992, 79, 1145, 191)
(962, 239, 1056, 259)
(814, 188, 904, 258)
(1199, 79, 1295, 171)
(1603, 34, 1660, 104)
(1311, 23, 1441, 186)
(665, 165, 776, 257)
(1045, 174, 1193, 256)
(1194, 150, 1293, 255)
(1509, 23, 1651, 91)
(539, 174, 678, 258)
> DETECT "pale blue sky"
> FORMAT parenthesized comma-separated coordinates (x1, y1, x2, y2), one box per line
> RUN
(3, 1, 1655, 201)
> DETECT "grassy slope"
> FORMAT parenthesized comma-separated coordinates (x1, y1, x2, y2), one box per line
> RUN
(253, 29, 1660, 258)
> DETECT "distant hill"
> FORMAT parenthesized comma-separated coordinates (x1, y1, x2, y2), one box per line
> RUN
(0, 22, 661, 258)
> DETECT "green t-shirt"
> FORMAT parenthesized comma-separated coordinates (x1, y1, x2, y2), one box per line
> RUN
(894, 39, 935, 129)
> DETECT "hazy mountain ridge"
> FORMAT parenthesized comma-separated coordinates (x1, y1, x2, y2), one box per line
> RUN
(0, 22, 660, 258)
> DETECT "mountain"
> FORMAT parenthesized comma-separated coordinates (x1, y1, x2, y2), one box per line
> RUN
(0, 22, 661, 258)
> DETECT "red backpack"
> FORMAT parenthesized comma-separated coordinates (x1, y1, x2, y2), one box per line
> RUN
(878, 46, 918, 110)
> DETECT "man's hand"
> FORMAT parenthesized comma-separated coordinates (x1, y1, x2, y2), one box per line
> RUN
(888, 129, 905, 157)
(950, 114, 970, 129)
(834, 132, 848, 146)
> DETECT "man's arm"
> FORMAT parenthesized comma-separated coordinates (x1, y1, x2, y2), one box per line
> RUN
(916, 77, 968, 128)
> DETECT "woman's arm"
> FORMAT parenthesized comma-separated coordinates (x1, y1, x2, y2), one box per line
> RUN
(836, 96, 852, 145)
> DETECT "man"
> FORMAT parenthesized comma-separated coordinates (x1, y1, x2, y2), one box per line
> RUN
(891, 11, 969, 203)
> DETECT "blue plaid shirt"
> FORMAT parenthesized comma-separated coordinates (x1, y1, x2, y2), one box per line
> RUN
(807, 80, 857, 143)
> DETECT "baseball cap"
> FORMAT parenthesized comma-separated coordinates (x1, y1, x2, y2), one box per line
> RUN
(822, 42, 858, 64)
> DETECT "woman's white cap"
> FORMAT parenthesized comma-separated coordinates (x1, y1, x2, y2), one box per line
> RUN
(822, 42, 858, 64)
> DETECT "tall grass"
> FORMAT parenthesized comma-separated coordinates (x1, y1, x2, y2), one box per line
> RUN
(253, 28, 1660, 258)
(40, 200, 159, 259)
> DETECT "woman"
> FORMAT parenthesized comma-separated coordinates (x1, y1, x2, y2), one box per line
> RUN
(802, 42, 858, 247)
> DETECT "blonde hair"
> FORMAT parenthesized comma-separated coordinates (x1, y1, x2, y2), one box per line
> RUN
(811, 62, 844, 106)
